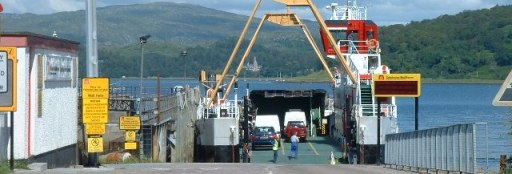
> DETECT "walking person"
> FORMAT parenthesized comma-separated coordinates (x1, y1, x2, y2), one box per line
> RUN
(272, 136, 279, 163)
(289, 132, 299, 159)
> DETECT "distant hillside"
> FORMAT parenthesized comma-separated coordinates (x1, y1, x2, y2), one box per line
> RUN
(1, 2, 290, 46)
(2, 3, 511, 80)
(380, 5, 512, 80)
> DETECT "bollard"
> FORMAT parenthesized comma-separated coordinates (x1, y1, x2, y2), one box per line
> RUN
(330, 151, 336, 165)
(501, 155, 507, 173)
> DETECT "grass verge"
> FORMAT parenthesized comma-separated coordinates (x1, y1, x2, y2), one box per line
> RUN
(0, 160, 29, 174)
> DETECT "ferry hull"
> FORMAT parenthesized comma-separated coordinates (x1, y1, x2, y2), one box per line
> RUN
(194, 144, 240, 162)
(194, 117, 240, 162)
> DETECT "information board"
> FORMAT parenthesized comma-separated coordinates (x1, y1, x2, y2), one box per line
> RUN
(0, 51, 6, 93)
(125, 130, 136, 142)
(0, 47, 17, 112)
(373, 74, 421, 97)
(125, 142, 137, 150)
(82, 78, 109, 123)
(87, 137, 104, 153)
(86, 123, 106, 135)
(83, 98, 109, 123)
(119, 116, 141, 130)
(82, 78, 109, 99)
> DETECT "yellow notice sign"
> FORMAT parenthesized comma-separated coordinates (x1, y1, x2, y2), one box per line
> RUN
(87, 137, 104, 153)
(83, 98, 109, 123)
(125, 130, 136, 142)
(373, 74, 421, 97)
(125, 142, 137, 150)
(86, 124, 106, 135)
(82, 78, 109, 99)
(0, 47, 18, 112)
(119, 116, 141, 130)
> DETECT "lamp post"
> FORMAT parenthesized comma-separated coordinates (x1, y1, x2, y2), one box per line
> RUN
(139, 34, 150, 159)
(181, 50, 188, 85)
(139, 34, 151, 112)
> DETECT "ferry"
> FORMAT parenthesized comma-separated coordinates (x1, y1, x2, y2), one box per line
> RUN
(194, 0, 397, 164)
(195, 71, 241, 162)
(321, 0, 398, 164)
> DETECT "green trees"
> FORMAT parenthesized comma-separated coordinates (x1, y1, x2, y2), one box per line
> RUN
(379, 5, 512, 80)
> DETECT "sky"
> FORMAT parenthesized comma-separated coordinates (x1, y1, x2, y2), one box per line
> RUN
(2, 0, 511, 25)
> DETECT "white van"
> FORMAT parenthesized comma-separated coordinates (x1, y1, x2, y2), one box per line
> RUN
(254, 114, 281, 136)
(284, 109, 307, 128)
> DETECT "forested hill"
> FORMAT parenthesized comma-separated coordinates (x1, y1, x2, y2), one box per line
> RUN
(380, 5, 512, 80)
(1, 3, 511, 80)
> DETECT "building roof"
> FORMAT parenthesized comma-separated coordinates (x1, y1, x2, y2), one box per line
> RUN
(0, 32, 80, 53)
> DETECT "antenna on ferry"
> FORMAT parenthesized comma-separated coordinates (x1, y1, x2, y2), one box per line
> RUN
(346, 0, 350, 19)
(326, 3, 338, 20)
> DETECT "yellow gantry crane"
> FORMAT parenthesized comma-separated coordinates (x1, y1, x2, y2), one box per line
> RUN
(206, 0, 357, 107)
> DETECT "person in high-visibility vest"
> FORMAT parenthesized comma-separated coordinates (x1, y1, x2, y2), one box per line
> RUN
(272, 137, 279, 163)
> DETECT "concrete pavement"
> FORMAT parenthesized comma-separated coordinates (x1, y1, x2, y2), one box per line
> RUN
(15, 163, 413, 174)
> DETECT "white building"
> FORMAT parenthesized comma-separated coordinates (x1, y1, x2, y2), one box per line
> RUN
(0, 32, 80, 168)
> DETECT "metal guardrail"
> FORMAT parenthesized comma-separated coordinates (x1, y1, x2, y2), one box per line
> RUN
(385, 123, 488, 173)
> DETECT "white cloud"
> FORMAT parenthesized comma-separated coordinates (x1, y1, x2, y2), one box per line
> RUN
(2, 0, 82, 14)
(2, 0, 511, 25)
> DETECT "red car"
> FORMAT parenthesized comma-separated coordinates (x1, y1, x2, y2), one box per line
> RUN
(285, 121, 307, 142)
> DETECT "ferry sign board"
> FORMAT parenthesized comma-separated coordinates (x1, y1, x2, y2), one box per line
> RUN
(119, 116, 141, 130)
(373, 74, 421, 97)
(493, 70, 512, 106)
(86, 123, 106, 135)
(82, 78, 109, 99)
(0, 51, 6, 93)
(83, 98, 109, 123)
(0, 47, 17, 112)
(125, 130, 136, 142)
(82, 78, 109, 123)
(87, 137, 104, 153)
(125, 142, 137, 150)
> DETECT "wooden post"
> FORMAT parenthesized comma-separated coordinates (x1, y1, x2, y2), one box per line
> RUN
(501, 155, 507, 173)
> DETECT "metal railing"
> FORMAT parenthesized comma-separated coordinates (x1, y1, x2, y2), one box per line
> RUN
(354, 104, 397, 117)
(337, 39, 380, 55)
(385, 123, 488, 173)
(197, 97, 240, 120)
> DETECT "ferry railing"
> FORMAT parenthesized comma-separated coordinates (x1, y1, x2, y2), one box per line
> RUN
(197, 98, 240, 120)
(337, 40, 380, 55)
(329, 1, 367, 20)
(385, 123, 489, 173)
(356, 104, 397, 117)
